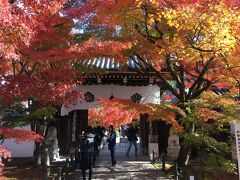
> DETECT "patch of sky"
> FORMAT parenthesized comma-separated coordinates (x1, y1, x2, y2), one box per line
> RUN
(193, 35, 204, 42)
(71, 19, 89, 34)
(71, 28, 84, 34)
(115, 25, 122, 36)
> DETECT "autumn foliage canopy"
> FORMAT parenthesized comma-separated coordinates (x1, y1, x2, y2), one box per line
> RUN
(0, 128, 44, 176)
(1, 0, 240, 173)
(0, 0, 240, 118)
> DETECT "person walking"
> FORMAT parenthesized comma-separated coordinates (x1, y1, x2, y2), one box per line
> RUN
(78, 126, 95, 180)
(107, 125, 117, 166)
(126, 124, 138, 157)
(95, 126, 104, 156)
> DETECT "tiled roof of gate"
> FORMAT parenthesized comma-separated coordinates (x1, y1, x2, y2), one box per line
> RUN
(82, 56, 151, 71)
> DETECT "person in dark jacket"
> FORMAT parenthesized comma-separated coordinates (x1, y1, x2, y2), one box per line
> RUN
(94, 126, 104, 156)
(78, 126, 95, 180)
(107, 125, 117, 166)
(126, 124, 138, 157)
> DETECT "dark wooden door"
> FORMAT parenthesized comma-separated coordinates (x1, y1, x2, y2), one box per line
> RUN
(140, 113, 149, 155)
(58, 110, 88, 155)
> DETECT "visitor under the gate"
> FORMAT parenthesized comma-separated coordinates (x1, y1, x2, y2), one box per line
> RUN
(94, 126, 105, 156)
(107, 125, 117, 166)
(78, 126, 95, 180)
(126, 124, 139, 157)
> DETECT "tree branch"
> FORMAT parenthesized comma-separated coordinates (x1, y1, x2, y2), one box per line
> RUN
(189, 43, 214, 53)
(8, 0, 16, 4)
(11, 60, 16, 76)
(191, 80, 212, 99)
(27, 63, 38, 76)
(187, 56, 215, 99)
(165, 55, 185, 102)
(134, 53, 180, 98)
(18, 61, 27, 75)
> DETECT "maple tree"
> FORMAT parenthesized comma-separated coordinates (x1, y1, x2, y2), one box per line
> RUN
(1, 0, 240, 176)
(0, 0, 133, 167)
(179, 91, 240, 175)
(0, 128, 43, 177)
(0, 0, 132, 106)
(0, 145, 11, 178)
(0, 128, 43, 144)
(92, 98, 184, 132)
(0, 0, 70, 166)
(77, 0, 240, 171)
(0, 0, 133, 102)
(89, 105, 137, 128)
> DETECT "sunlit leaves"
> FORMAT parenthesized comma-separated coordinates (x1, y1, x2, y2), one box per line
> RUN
(83, 0, 240, 95)
(0, 128, 43, 144)
(185, 91, 240, 125)
(0, 128, 43, 177)
(94, 98, 184, 132)
(69, 38, 133, 62)
(0, 145, 11, 177)
(89, 105, 137, 128)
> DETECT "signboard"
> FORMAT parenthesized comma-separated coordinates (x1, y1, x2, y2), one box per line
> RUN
(68, 110, 88, 151)
(233, 123, 240, 178)
(72, 111, 77, 142)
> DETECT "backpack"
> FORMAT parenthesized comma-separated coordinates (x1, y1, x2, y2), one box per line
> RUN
(80, 137, 90, 152)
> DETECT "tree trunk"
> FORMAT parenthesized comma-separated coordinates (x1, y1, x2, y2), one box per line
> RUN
(177, 137, 191, 168)
(42, 144, 50, 180)
(176, 125, 195, 173)
(34, 121, 47, 166)
(35, 142, 42, 166)
(43, 144, 50, 167)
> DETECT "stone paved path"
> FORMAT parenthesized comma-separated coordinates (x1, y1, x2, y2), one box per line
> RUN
(73, 142, 173, 180)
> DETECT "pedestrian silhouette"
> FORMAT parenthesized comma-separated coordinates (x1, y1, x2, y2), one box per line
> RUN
(126, 124, 138, 157)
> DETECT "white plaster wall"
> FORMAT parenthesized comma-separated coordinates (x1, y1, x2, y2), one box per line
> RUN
(61, 85, 161, 116)
(3, 125, 34, 157)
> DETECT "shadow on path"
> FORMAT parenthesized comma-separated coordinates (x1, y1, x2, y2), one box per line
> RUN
(73, 142, 173, 180)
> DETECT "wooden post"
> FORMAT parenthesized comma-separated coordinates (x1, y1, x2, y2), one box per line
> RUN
(149, 120, 153, 142)
(157, 121, 171, 158)
(161, 153, 166, 172)
(140, 113, 149, 155)
(67, 110, 88, 153)
(152, 150, 155, 164)
(57, 115, 69, 155)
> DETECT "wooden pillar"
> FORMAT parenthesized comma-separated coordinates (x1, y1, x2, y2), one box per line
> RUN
(157, 121, 171, 156)
(57, 110, 88, 155)
(75, 109, 88, 141)
(57, 116, 69, 155)
(149, 120, 153, 142)
(140, 113, 149, 155)
(67, 110, 88, 153)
